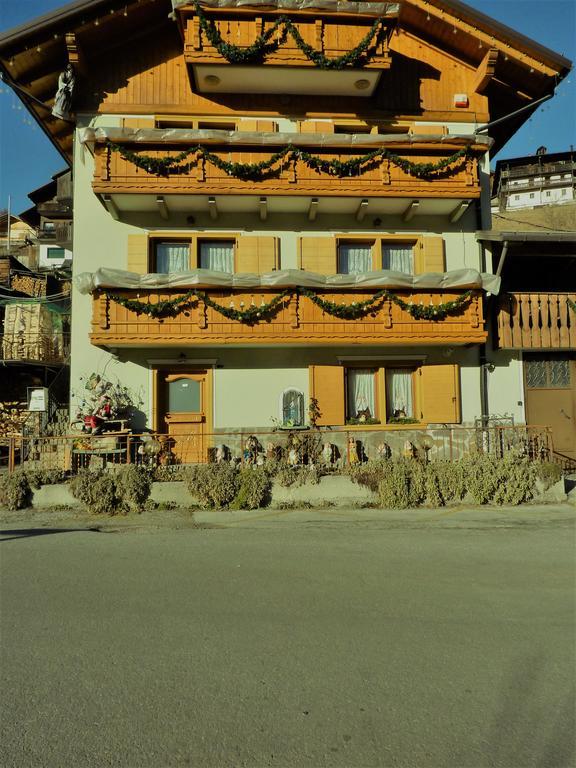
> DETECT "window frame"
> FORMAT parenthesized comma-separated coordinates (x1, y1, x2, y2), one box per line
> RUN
(150, 239, 193, 273)
(198, 238, 236, 273)
(279, 388, 305, 428)
(335, 235, 420, 274)
(344, 363, 419, 425)
(148, 233, 240, 272)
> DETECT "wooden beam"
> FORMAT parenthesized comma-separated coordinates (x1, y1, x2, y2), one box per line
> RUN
(208, 197, 218, 220)
(449, 200, 471, 223)
(102, 194, 120, 221)
(355, 199, 369, 222)
(259, 197, 268, 221)
(156, 195, 169, 220)
(402, 200, 419, 222)
(308, 198, 319, 222)
(473, 48, 499, 94)
(65, 33, 87, 75)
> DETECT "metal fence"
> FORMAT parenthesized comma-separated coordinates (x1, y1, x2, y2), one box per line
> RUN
(0, 424, 555, 475)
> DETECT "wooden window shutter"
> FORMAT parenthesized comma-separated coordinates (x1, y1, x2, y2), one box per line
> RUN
(419, 364, 461, 424)
(299, 237, 337, 275)
(122, 118, 155, 129)
(236, 236, 278, 273)
(309, 365, 345, 426)
(420, 236, 446, 273)
(127, 234, 149, 274)
(299, 121, 334, 133)
(238, 120, 277, 132)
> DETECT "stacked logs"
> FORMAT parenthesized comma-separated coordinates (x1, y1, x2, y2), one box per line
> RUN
(0, 401, 29, 436)
(11, 274, 47, 297)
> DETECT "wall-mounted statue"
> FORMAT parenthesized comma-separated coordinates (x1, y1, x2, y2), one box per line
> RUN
(52, 64, 75, 121)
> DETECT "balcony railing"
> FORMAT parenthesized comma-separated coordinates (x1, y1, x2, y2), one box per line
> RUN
(0, 333, 70, 364)
(496, 292, 576, 350)
(91, 289, 485, 347)
(92, 142, 480, 199)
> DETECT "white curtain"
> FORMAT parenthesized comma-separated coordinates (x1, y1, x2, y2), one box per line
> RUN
(347, 369, 376, 418)
(338, 243, 372, 274)
(156, 242, 189, 273)
(382, 244, 413, 274)
(283, 389, 304, 426)
(386, 369, 413, 418)
(200, 241, 234, 273)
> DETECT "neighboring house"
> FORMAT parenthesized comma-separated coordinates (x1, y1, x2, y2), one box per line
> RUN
(479, 153, 576, 462)
(0, 0, 571, 461)
(20, 170, 74, 270)
(492, 149, 576, 212)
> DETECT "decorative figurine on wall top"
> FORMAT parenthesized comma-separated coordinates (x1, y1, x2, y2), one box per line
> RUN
(377, 442, 392, 460)
(347, 437, 360, 465)
(243, 435, 260, 465)
(322, 442, 335, 465)
(403, 440, 417, 459)
(52, 64, 75, 121)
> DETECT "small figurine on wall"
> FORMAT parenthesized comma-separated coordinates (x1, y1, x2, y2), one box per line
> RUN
(377, 442, 391, 460)
(215, 444, 229, 464)
(403, 440, 417, 459)
(347, 437, 360, 465)
(322, 442, 335, 465)
(243, 435, 260, 465)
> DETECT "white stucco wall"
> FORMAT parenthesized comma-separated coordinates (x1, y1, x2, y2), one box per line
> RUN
(38, 244, 72, 269)
(486, 351, 526, 424)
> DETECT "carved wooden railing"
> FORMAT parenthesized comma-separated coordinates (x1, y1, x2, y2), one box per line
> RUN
(496, 292, 576, 350)
(92, 143, 480, 198)
(91, 289, 485, 347)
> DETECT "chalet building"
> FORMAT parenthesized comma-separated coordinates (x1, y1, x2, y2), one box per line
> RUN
(0, 0, 571, 463)
(493, 149, 576, 212)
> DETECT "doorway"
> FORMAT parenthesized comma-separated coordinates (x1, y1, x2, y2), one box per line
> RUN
(524, 355, 576, 459)
(155, 369, 212, 464)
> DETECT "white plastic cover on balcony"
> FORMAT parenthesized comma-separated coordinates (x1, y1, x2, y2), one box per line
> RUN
(171, 0, 401, 18)
(76, 268, 500, 294)
(79, 127, 492, 150)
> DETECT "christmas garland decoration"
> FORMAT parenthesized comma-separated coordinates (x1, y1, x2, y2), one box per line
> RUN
(106, 287, 473, 323)
(192, 0, 385, 69)
(108, 141, 470, 181)
(568, 297, 576, 314)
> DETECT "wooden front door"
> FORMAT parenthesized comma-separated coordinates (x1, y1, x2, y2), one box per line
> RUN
(159, 371, 209, 464)
(524, 356, 576, 459)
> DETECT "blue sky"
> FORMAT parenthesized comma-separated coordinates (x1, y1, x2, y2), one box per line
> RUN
(0, 0, 574, 213)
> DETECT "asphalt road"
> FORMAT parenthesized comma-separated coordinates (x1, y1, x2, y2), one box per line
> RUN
(1, 505, 575, 768)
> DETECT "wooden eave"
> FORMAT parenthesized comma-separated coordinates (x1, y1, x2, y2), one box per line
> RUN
(0, 0, 167, 161)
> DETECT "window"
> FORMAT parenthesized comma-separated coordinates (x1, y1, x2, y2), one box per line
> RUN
(347, 369, 377, 421)
(47, 247, 65, 260)
(338, 241, 373, 274)
(382, 243, 413, 274)
(529, 193, 535, 199)
(562, 189, 567, 196)
(545, 190, 551, 197)
(199, 240, 234, 272)
(281, 389, 305, 427)
(514, 195, 520, 200)
(386, 369, 415, 420)
(525, 357, 571, 389)
(155, 242, 190, 273)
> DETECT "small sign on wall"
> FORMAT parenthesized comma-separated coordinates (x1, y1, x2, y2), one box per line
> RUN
(28, 387, 48, 412)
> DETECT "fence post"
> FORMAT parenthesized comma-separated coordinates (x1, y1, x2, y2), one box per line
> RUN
(126, 434, 131, 464)
(8, 438, 15, 473)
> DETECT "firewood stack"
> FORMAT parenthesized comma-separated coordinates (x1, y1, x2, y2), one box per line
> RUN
(11, 273, 47, 297)
(0, 400, 29, 436)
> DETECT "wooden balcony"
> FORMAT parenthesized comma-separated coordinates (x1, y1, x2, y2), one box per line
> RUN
(91, 289, 485, 347)
(496, 292, 576, 350)
(179, 5, 395, 95)
(92, 142, 481, 200)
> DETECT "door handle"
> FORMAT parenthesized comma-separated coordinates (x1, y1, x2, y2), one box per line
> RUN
(560, 409, 572, 420)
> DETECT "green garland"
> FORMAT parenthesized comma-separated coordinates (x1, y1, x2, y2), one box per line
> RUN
(108, 141, 470, 181)
(106, 287, 473, 323)
(192, 0, 386, 69)
(568, 297, 576, 314)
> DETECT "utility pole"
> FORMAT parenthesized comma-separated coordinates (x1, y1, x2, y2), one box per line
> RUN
(6, 194, 11, 251)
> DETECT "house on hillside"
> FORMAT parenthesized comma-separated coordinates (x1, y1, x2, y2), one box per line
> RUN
(0, 0, 571, 464)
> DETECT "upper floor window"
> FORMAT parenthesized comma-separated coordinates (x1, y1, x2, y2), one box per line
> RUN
(338, 241, 372, 274)
(155, 241, 190, 273)
(199, 240, 234, 273)
(382, 243, 413, 274)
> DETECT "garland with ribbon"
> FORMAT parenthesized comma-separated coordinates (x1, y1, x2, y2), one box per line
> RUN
(108, 142, 470, 181)
(105, 287, 473, 323)
(192, 0, 386, 69)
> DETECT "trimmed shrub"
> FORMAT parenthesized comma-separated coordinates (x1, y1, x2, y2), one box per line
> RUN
(378, 458, 427, 509)
(535, 461, 563, 490)
(348, 460, 391, 492)
(114, 465, 152, 513)
(185, 463, 239, 509)
(231, 467, 272, 510)
(25, 469, 68, 489)
(0, 471, 32, 511)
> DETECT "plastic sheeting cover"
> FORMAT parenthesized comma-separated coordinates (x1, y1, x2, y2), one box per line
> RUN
(171, 0, 401, 17)
(79, 126, 492, 150)
(76, 268, 501, 295)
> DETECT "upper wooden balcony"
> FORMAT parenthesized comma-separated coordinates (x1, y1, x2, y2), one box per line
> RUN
(496, 292, 576, 350)
(91, 288, 485, 348)
(178, 3, 396, 96)
(92, 140, 481, 204)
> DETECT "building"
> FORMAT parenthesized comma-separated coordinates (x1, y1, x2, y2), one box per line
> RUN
(20, 170, 74, 270)
(493, 149, 576, 212)
(479, 149, 576, 462)
(0, 0, 571, 463)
